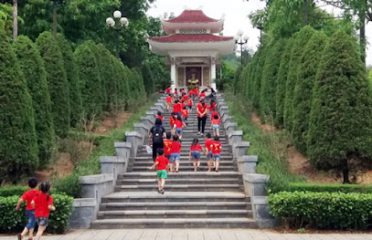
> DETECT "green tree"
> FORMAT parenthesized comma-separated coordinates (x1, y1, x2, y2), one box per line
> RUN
(275, 38, 294, 126)
(36, 31, 70, 137)
(251, 45, 268, 108)
(292, 31, 328, 153)
(56, 33, 82, 127)
(74, 41, 103, 119)
(13, 35, 55, 166)
(0, 27, 38, 182)
(260, 38, 287, 120)
(284, 26, 315, 130)
(141, 63, 155, 94)
(307, 31, 372, 183)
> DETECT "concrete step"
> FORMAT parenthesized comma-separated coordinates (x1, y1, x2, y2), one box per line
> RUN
(131, 156, 234, 161)
(131, 160, 235, 166)
(115, 178, 242, 185)
(100, 201, 251, 210)
(91, 218, 258, 228)
(117, 171, 242, 179)
(114, 184, 243, 192)
(97, 209, 253, 219)
(130, 165, 236, 172)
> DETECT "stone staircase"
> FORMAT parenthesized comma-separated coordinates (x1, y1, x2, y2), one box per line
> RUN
(91, 101, 258, 228)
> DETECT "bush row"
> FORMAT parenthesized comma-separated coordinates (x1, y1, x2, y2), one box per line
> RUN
(287, 182, 372, 193)
(0, 194, 73, 233)
(0, 26, 146, 182)
(235, 26, 372, 179)
(269, 191, 372, 229)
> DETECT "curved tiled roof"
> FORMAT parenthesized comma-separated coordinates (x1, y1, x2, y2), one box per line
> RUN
(150, 34, 233, 43)
(165, 10, 219, 23)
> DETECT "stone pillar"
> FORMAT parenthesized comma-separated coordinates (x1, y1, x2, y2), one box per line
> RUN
(114, 142, 131, 159)
(228, 130, 243, 145)
(233, 141, 250, 158)
(225, 122, 237, 136)
(211, 57, 217, 90)
(171, 58, 176, 91)
(133, 123, 150, 140)
(69, 198, 97, 229)
(237, 155, 258, 173)
(79, 174, 114, 204)
(100, 156, 127, 185)
(125, 131, 143, 157)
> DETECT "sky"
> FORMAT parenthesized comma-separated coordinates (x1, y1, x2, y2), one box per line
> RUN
(146, 0, 372, 66)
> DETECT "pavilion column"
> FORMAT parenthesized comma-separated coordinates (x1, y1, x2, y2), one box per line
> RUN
(171, 58, 176, 93)
(211, 57, 217, 91)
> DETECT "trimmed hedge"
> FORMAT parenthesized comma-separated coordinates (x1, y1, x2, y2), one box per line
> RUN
(0, 186, 27, 197)
(0, 194, 73, 233)
(269, 191, 372, 229)
(287, 182, 372, 193)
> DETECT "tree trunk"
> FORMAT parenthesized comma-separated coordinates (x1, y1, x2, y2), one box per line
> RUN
(12, 0, 18, 40)
(52, 2, 58, 35)
(359, 10, 366, 64)
(341, 159, 351, 184)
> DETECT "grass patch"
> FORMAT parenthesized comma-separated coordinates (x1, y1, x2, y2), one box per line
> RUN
(54, 95, 158, 197)
(224, 92, 302, 192)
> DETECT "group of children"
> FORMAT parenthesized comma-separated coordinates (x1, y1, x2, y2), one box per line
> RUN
(15, 179, 55, 240)
(151, 87, 223, 194)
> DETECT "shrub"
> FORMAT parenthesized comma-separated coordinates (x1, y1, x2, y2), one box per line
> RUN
(251, 45, 268, 108)
(283, 26, 315, 130)
(13, 35, 56, 167)
(292, 31, 328, 153)
(95, 44, 114, 111)
(0, 194, 73, 233)
(260, 38, 287, 120)
(36, 31, 70, 138)
(275, 38, 294, 127)
(53, 173, 80, 197)
(74, 41, 103, 119)
(57, 34, 83, 127)
(0, 186, 27, 197)
(307, 31, 372, 181)
(0, 27, 39, 182)
(287, 182, 372, 193)
(269, 191, 372, 229)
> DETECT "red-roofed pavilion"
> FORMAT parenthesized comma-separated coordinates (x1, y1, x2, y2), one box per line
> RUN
(148, 9, 234, 91)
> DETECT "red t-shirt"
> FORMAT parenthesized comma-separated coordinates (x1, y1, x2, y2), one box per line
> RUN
(181, 95, 189, 103)
(171, 141, 181, 153)
(165, 88, 171, 94)
(22, 189, 39, 210)
(211, 111, 220, 120)
(211, 141, 222, 154)
(181, 109, 189, 118)
(209, 102, 217, 112)
(197, 103, 208, 117)
(170, 116, 176, 127)
(33, 192, 53, 218)
(212, 118, 220, 125)
(163, 139, 172, 156)
(205, 138, 213, 152)
(156, 155, 169, 170)
(156, 114, 163, 122)
(199, 92, 206, 99)
(166, 96, 172, 104)
(173, 103, 182, 113)
(187, 98, 193, 107)
(190, 144, 202, 152)
(175, 119, 183, 128)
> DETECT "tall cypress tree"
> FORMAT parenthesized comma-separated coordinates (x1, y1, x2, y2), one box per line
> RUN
(307, 31, 372, 183)
(292, 31, 328, 153)
(56, 34, 82, 127)
(13, 36, 55, 167)
(251, 46, 268, 108)
(36, 31, 70, 138)
(74, 41, 103, 119)
(284, 26, 315, 130)
(275, 38, 294, 127)
(260, 39, 287, 120)
(0, 28, 38, 181)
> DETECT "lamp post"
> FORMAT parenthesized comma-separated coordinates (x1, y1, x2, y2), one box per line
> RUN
(106, 10, 129, 57)
(234, 30, 249, 65)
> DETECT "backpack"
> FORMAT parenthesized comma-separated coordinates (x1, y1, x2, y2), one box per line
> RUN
(152, 126, 163, 144)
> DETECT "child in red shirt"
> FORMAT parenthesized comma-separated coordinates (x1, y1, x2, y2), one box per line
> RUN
(209, 99, 217, 112)
(155, 111, 163, 122)
(165, 94, 173, 112)
(32, 182, 55, 240)
(16, 178, 39, 240)
(170, 135, 182, 172)
(189, 138, 203, 172)
(163, 132, 172, 160)
(186, 97, 193, 111)
(181, 106, 189, 124)
(173, 115, 186, 140)
(169, 112, 177, 135)
(150, 149, 169, 194)
(211, 114, 221, 137)
(173, 100, 182, 114)
(211, 136, 222, 172)
(165, 87, 171, 95)
(204, 133, 214, 172)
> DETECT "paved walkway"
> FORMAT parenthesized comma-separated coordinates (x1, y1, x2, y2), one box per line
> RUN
(1, 229, 371, 240)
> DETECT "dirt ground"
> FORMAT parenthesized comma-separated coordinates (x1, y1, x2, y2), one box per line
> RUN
(250, 113, 372, 184)
(35, 112, 132, 181)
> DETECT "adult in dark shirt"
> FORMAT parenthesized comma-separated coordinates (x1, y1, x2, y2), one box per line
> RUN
(149, 118, 166, 161)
